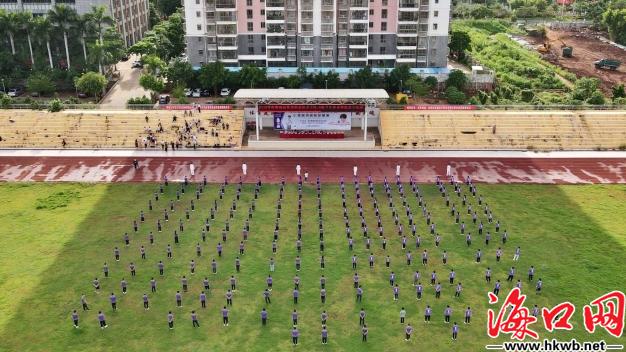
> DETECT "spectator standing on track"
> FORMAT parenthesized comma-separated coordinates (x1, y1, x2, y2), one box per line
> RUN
(189, 162, 195, 176)
(242, 162, 247, 176)
(296, 164, 301, 176)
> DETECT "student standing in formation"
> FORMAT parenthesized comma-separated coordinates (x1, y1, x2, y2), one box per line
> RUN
(222, 306, 229, 326)
(528, 266, 535, 281)
(200, 291, 207, 308)
(424, 305, 432, 323)
(191, 311, 200, 327)
(464, 307, 472, 324)
(95, 310, 108, 330)
(405, 324, 413, 341)
(321, 325, 328, 344)
(513, 246, 521, 261)
(361, 324, 368, 342)
(292, 326, 299, 345)
(261, 308, 268, 325)
(81, 294, 89, 310)
(400, 308, 406, 323)
(167, 311, 174, 329)
(452, 322, 459, 340)
(71, 310, 79, 328)
(444, 305, 452, 323)
(143, 293, 150, 310)
(292, 309, 298, 325)
(110, 293, 117, 311)
(359, 309, 366, 326)
(176, 291, 182, 307)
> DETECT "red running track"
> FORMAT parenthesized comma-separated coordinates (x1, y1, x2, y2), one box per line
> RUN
(0, 156, 625, 184)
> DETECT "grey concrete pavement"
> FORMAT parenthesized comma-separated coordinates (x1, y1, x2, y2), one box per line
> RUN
(99, 55, 152, 108)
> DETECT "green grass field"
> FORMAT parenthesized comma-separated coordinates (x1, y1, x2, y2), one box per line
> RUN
(0, 181, 624, 352)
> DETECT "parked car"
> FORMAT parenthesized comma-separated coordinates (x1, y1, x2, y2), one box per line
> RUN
(7, 87, 23, 97)
(159, 95, 171, 104)
(131, 61, 143, 68)
(220, 88, 231, 96)
(201, 89, 210, 97)
(184, 88, 192, 97)
(192, 88, 201, 98)
(30, 91, 40, 97)
(77, 92, 88, 98)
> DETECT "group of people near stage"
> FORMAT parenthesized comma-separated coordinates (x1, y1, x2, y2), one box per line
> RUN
(70, 164, 542, 345)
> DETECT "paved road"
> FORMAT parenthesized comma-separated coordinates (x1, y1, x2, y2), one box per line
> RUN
(99, 55, 151, 108)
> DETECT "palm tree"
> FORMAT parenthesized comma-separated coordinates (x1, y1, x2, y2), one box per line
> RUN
(14, 12, 34, 66)
(86, 6, 113, 74)
(32, 16, 54, 69)
(48, 4, 78, 70)
(0, 10, 18, 55)
(77, 14, 92, 64)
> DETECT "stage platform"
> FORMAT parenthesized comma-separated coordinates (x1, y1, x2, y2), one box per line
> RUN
(246, 128, 377, 150)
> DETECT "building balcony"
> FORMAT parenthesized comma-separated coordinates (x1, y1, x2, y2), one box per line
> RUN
(215, 0, 236, 8)
(399, 1, 417, 7)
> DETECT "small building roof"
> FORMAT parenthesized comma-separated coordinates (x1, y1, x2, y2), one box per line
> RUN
(234, 89, 389, 101)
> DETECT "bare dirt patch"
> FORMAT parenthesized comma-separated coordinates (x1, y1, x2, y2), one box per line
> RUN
(525, 28, 626, 94)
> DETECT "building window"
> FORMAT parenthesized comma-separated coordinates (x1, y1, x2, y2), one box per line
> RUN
(433, 23, 438, 30)
(197, 37, 202, 42)
(382, 9, 387, 18)
(246, 0, 252, 5)
(247, 9, 253, 18)
(434, 10, 438, 17)
(198, 49, 204, 55)
(248, 22, 253, 30)
(248, 47, 254, 54)
(195, 0, 199, 4)
(382, 0, 387, 5)
(196, 11, 201, 17)
(369, 9, 373, 15)
(369, 22, 373, 28)
(434, 0, 438, 3)
(197, 24, 202, 30)
(261, 22, 265, 28)
(261, 47, 266, 53)
(380, 47, 386, 54)
(248, 34, 254, 42)
(380, 35, 386, 43)
(381, 22, 386, 30)
(260, 9, 265, 15)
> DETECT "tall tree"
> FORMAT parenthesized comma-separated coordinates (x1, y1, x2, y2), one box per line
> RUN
(239, 65, 267, 88)
(48, 4, 78, 70)
(449, 30, 471, 59)
(77, 14, 92, 64)
(198, 61, 228, 95)
(166, 58, 194, 87)
(86, 5, 113, 73)
(32, 16, 54, 69)
(0, 11, 18, 55)
(15, 12, 34, 66)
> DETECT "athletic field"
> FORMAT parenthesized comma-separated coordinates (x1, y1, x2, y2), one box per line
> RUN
(0, 181, 624, 351)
